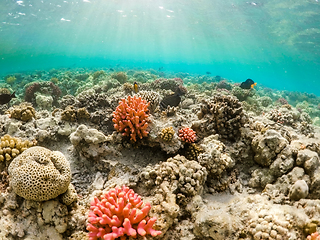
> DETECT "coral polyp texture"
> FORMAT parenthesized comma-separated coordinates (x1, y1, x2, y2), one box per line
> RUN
(112, 95, 150, 142)
(196, 94, 247, 140)
(179, 127, 197, 143)
(160, 126, 175, 142)
(8, 146, 71, 201)
(87, 185, 161, 240)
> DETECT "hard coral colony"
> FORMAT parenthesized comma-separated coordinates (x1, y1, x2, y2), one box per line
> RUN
(179, 127, 197, 143)
(87, 186, 161, 240)
(112, 95, 150, 142)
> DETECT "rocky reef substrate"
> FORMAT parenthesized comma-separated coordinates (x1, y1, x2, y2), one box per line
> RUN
(1, 68, 320, 239)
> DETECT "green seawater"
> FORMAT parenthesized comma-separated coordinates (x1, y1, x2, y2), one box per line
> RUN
(0, 0, 320, 95)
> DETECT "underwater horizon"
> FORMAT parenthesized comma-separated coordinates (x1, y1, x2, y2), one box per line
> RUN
(1, 0, 320, 95)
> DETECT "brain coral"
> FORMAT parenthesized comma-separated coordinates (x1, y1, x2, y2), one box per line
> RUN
(8, 146, 71, 201)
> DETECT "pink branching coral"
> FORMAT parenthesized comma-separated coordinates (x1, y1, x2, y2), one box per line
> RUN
(307, 232, 320, 240)
(112, 96, 150, 142)
(87, 186, 162, 240)
(179, 127, 197, 143)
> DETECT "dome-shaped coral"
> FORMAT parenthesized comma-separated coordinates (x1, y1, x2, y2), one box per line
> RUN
(8, 146, 71, 201)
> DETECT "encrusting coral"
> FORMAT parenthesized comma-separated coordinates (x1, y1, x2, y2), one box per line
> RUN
(61, 105, 90, 122)
(140, 155, 207, 203)
(112, 95, 150, 142)
(6, 102, 36, 122)
(198, 136, 234, 179)
(69, 124, 119, 160)
(0, 134, 35, 162)
(160, 126, 175, 142)
(8, 146, 72, 202)
(87, 185, 162, 240)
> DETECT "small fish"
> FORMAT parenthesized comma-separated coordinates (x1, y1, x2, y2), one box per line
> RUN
(109, 68, 115, 71)
(0, 91, 16, 104)
(160, 85, 187, 110)
(133, 81, 139, 93)
(206, 72, 211, 75)
(159, 67, 163, 71)
(240, 79, 256, 89)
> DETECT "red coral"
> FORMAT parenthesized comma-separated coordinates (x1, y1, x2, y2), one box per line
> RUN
(112, 96, 150, 142)
(179, 127, 197, 143)
(307, 232, 320, 240)
(87, 186, 162, 240)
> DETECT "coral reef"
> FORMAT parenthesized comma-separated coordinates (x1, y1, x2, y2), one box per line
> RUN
(151, 78, 184, 91)
(70, 124, 119, 160)
(112, 95, 150, 142)
(179, 127, 197, 143)
(24, 81, 62, 108)
(139, 155, 207, 204)
(8, 146, 71, 201)
(87, 185, 162, 240)
(184, 143, 203, 161)
(61, 105, 90, 122)
(111, 72, 128, 83)
(252, 129, 289, 167)
(198, 136, 234, 179)
(160, 126, 175, 142)
(196, 94, 247, 140)
(6, 102, 36, 122)
(137, 90, 160, 113)
(0, 134, 35, 162)
(2, 68, 320, 240)
(5, 76, 16, 85)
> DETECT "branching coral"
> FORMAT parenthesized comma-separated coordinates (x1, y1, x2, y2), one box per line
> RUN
(0, 134, 36, 161)
(137, 90, 160, 113)
(87, 186, 161, 240)
(160, 126, 175, 142)
(307, 232, 320, 240)
(112, 96, 150, 142)
(179, 127, 197, 143)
